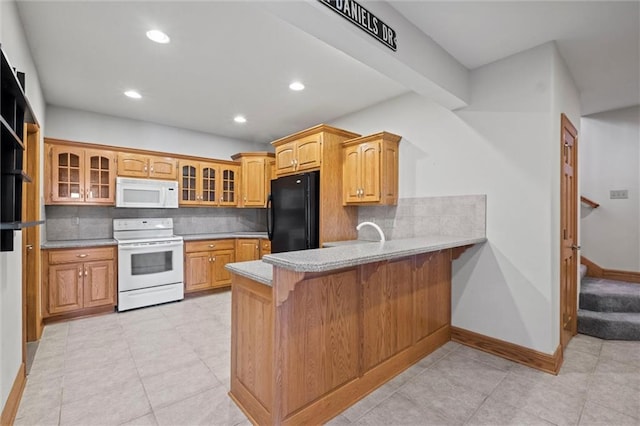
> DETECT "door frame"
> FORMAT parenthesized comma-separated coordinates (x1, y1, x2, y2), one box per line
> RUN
(23, 123, 42, 343)
(560, 113, 578, 349)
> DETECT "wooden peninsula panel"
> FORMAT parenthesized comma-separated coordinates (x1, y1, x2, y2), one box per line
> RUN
(230, 249, 457, 425)
(362, 258, 414, 371)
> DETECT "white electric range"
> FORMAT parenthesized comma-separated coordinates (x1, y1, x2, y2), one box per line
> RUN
(114, 218, 184, 311)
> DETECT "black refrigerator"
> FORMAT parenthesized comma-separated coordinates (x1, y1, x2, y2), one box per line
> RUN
(267, 171, 319, 253)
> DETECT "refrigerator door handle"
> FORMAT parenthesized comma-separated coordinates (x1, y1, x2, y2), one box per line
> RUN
(266, 194, 274, 240)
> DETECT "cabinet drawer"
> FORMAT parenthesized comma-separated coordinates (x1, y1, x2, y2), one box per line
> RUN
(185, 239, 235, 253)
(48, 247, 115, 264)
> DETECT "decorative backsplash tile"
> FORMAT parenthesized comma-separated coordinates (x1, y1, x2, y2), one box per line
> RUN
(357, 195, 486, 241)
(45, 206, 267, 241)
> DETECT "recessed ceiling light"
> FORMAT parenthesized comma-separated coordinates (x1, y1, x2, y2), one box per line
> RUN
(124, 90, 142, 99)
(234, 115, 247, 124)
(289, 81, 305, 91)
(146, 29, 170, 44)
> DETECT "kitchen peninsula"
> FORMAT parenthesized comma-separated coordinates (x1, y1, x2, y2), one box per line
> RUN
(226, 235, 486, 425)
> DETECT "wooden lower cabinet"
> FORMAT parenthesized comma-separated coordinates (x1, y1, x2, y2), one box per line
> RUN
(43, 246, 116, 318)
(235, 238, 260, 262)
(184, 239, 235, 292)
(259, 239, 271, 258)
(230, 250, 453, 425)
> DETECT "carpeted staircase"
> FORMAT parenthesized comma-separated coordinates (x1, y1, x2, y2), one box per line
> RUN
(578, 268, 640, 340)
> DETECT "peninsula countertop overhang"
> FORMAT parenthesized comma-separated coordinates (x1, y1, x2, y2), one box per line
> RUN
(225, 235, 486, 282)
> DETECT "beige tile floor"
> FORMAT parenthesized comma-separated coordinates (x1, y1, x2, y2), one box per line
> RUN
(16, 291, 640, 426)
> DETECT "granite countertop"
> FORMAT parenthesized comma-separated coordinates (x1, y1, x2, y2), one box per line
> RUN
(263, 235, 487, 273)
(225, 260, 273, 286)
(42, 232, 268, 248)
(41, 239, 118, 249)
(180, 232, 268, 241)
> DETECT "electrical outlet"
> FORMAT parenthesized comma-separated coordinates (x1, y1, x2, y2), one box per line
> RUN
(610, 190, 629, 199)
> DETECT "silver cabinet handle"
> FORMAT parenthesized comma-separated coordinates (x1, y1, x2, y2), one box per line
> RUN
(212, 256, 216, 262)
(571, 245, 581, 250)
(78, 269, 82, 278)
(84, 269, 88, 277)
(77, 254, 88, 258)
(209, 257, 212, 262)
(26, 245, 33, 251)
(208, 244, 215, 248)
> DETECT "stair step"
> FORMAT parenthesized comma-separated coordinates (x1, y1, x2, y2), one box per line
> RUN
(580, 264, 587, 280)
(579, 277, 640, 313)
(578, 310, 640, 340)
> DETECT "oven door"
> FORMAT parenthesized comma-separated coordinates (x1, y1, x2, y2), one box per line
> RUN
(118, 240, 184, 292)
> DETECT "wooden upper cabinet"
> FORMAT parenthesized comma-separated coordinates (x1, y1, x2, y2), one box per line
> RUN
(296, 135, 322, 172)
(179, 160, 238, 207)
(231, 152, 275, 208)
(273, 133, 322, 177)
(342, 132, 401, 206)
(45, 141, 116, 205)
(117, 152, 178, 179)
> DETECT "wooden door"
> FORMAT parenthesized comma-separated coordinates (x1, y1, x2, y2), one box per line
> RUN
(342, 144, 361, 204)
(275, 142, 296, 176)
(83, 260, 115, 308)
(149, 156, 178, 179)
(84, 149, 115, 204)
(117, 152, 149, 177)
(212, 249, 235, 287)
(242, 158, 266, 207)
(219, 165, 238, 206)
(360, 142, 381, 203)
(48, 263, 84, 314)
(236, 239, 260, 262)
(24, 124, 42, 341)
(296, 136, 321, 171)
(560, 113, 578, 349)
(48, 145, 84, 202)
(179, 161, 200, 205)
(185, 251, 213, 292)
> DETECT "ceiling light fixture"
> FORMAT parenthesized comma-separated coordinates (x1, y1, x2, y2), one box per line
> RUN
(146, 29, 170, 44)
(124, 90, 142, 99)
(289, 81, 305, 91)
(234, 115, 247, 124)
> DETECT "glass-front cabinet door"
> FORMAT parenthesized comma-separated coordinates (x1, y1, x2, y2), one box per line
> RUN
(50, 145, 83, 203)
(47, 145, 115, 205)
(201, 164, 217, 205)
(179, 160, 200, 206)
(85, 149, 115, 204)
(218, 165, 238, 206)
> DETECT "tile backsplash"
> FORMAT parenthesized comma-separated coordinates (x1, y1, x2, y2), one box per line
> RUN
(45, 206, 267, 241)
(45, 195, 485, 242)
(357, 195, 486, 241)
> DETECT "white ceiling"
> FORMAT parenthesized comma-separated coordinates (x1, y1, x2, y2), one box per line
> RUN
(15, 1, 408, 143)
(391, 1, 640, 116)
(16, 1, 640, 145)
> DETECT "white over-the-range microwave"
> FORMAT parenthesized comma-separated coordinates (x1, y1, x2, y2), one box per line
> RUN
(116, 177, 179, 208)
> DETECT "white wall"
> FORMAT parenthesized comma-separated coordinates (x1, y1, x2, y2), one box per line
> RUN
(45, 106, 266, 160)
(332, 43, 577, 354)
(0, 0, 46, 412)
(580, 106, 640, 270)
